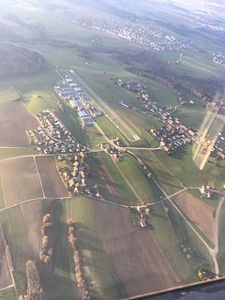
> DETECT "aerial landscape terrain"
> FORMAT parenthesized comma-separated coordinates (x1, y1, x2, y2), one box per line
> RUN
(0, 0, 224, 299)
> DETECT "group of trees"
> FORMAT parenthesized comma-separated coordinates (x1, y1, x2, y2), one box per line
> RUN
(114, 46, 225, 105)
(67, 219, 91, 300)
(19, 260, 42, 300)
(40, 213, 53, 264)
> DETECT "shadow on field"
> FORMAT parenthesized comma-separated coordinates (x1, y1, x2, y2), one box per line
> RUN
(169, 145, 188, 160)
(38, 199, 77, 300)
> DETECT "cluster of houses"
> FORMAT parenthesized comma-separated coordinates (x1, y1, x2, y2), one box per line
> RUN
(151, 116, 225, 159)
(117, 79, 150, 107)
(136, 204, 150, 228)
(54, 75, 102, 127)
(198, 269, 216, 281)
(151, 116, 196, 153)
(116, 79, 225, 158)
(100, 143, 121, 160)
(58, 153, 92, 196)
(27, 110, 80, 154)
(210, 52, 225, 66)
(117, 78, 175, 115)
(210, 142, 225, 160)
(201, 23, 225, 32)
(111, 137, 125, 148)
(200, 185, 217, 199)
(73, 16, 192, 52)
(58, 154, 102, 199)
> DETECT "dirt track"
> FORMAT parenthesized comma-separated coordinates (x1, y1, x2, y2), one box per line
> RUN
(173, 192, 216, 243)
(0, 157, 43, 206)
(0, 101, 38, 147)
(35, 156, 68, 198)
(0, 228, 12, 289)
(93, 201, 179, 297)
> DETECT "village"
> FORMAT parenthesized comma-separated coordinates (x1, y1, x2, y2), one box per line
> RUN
(54, 75, 103, 128)
(116, 78, 225, 158)
(73, 16, 192, 52)
(57, 152, 99, 198)
(27, 110, 87, 155)
(210, 51, 225, 66)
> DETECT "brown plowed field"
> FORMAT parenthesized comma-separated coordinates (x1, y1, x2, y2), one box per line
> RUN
(0, 227, 12, 289)
(0, 157, 43, 206)
(173, 192, 216, 243)
(35, 156, 68, 198)
(93, 201, 179, 297)
(0, 101, 38, 147)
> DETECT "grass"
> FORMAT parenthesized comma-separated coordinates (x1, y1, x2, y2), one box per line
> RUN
(175, 107, 206, 131)
(24, 92, 52, 115)
(0, 288, 17, 300)
(115, 153, 163, 204)
(89, 152, 139, 205)
(40, 199, 80, 300)
(56, 104, 88, 146)
(0, 205, 37, 295)
(177, 87, 204, 110)
(155, 145, 225, 191)
(85, 125, 106, 149)
(165, 200, 214, 275)
(217, 200, 225, 275)
(44, 197, 126, 299)
(144, 79, 178, 106)
(133, 149, 183, 195)
(149, 202, 211, 283)
(0, 87, 19, 105)
(96, 116, 122, 140)
(0, 147, 37, 160)
(167, 51, 222, 79)
(0, 178, 5, 209)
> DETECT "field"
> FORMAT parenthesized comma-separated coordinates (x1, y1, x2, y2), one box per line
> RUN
(173, 191, 216, 244)
(43, 197, 125, 300)
(148, 202, 214, 283)
(35, 156, 68, 199)
(0, 86, 19, 105)
(0, 0, 224, 298)
(0, 157, 43, 206)
(0, 227, 12, 289)
(0, 148, 37, 161)
(89, 153, 138, 205)
(154, 145, 225, 192)
(92, 199, 179, 297)
(0, 200, 43, 296)
(0, 101, 38, 147)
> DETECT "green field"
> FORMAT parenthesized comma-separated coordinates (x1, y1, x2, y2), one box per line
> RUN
(89, 152, 139, 205)
(175, 107, 206, 131)
(0, 0, 224, 296)
(133, 149, 184, 195)
(155, 145, 225, 191)
(0, 288, 17, 300)
(166, 201, 214, 274)
(116, 154, 163, 204)
(44, 197, 126, 299)
(217, 200, 225, 274)
(0, 87, 19, 105)
(0, 197, 126, 299)
(149, 202, 214, 283)
(0, 147, 37, 160)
